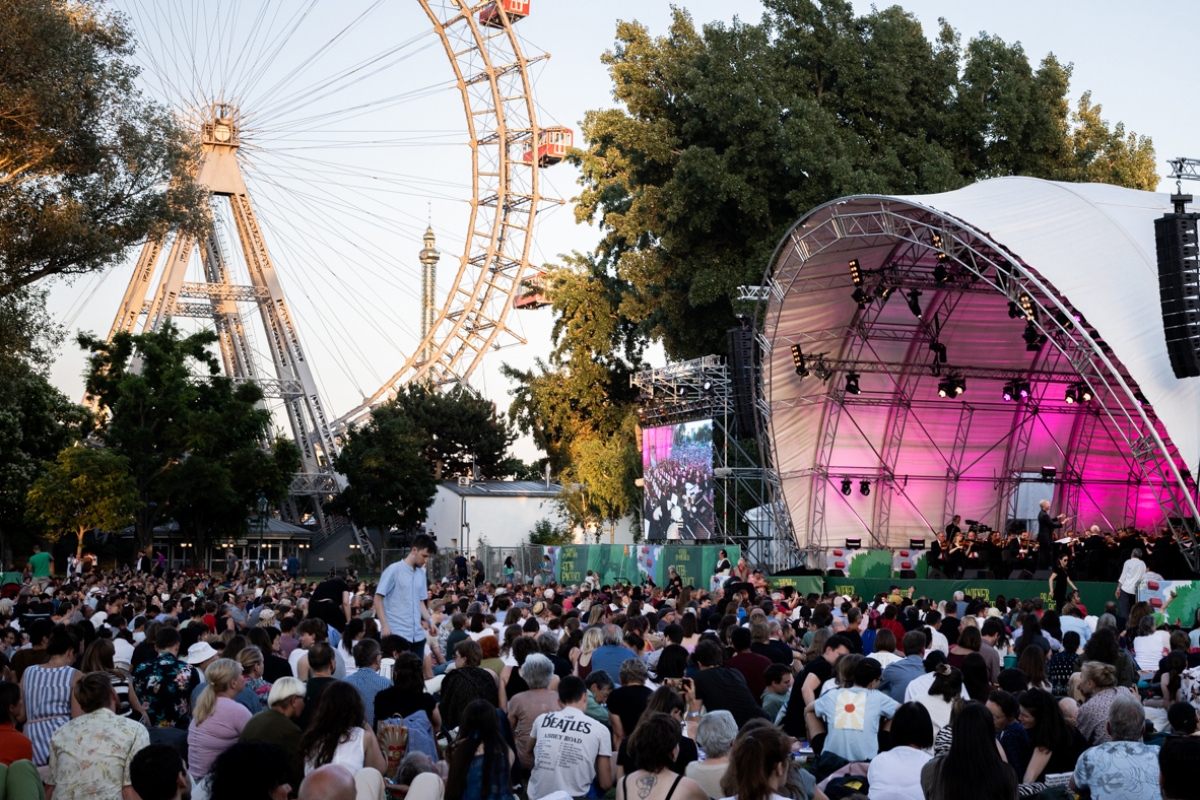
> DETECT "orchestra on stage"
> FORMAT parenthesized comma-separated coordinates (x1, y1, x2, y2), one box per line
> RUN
(926, 508, 1193, 581)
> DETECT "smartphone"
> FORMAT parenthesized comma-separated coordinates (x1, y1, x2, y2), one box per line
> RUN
(664, 678, 685, 691)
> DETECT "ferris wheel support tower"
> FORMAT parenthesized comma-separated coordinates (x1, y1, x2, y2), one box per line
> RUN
(104, 105, 363, 554)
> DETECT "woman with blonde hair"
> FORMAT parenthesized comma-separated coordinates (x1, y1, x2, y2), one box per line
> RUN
(575, 626, 604, 680)
(187, 658, 252, 780)
(237, 645, 272, 709)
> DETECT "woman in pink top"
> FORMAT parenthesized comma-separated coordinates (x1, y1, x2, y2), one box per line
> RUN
(187, 659, 252, 780)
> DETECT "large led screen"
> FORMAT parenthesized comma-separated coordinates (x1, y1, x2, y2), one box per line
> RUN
(642, 419, 714, 540)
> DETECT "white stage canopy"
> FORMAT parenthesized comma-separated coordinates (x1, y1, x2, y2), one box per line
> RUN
(760, 177, 1200, 552)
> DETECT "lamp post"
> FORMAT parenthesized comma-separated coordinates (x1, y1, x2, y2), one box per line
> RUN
(257, 494, 268, 573)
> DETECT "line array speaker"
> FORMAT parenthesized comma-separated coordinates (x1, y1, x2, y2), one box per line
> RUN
(726, 326, 758, 438)
(1155, 211, 1200, 378)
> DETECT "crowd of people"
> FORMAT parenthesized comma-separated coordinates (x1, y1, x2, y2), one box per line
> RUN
(0, 536, 1197, 800)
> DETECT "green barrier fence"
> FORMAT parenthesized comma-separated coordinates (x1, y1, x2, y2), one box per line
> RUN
(545, 544, 740, 590)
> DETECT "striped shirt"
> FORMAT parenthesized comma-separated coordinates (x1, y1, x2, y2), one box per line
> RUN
(24, 664, 77, 766)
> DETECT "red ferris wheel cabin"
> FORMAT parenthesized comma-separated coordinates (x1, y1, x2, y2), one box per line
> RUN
(480, 0, 530, 28)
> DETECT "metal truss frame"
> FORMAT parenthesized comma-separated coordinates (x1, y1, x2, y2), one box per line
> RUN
(632, 357, 794, 567)
(104, 104, 373, 558)
(755, 199, 1200, 569)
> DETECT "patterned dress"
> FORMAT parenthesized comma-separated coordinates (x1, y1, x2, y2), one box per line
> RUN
(24, 663, 77, 766)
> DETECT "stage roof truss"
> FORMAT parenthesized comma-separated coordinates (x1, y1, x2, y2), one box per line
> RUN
(755, 189, 1200, 568)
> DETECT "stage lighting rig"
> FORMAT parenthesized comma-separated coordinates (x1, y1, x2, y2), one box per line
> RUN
(859, 480, 871, 496)
(791, 344, 809, 377)
(929, 341, 947, 363)
(1019, 293, 1036, 321)
(1008, 301, 1022, 319)
(1002, 381, 1015, 402)
(852, 287, 870, 309)
(1023, 321, 1048, 351)
(841, 477, 853, 495)
(1064, 385, 1078, 404)
(953, 376, 966, 396)
(1079, 383, 1093, 402)
(1017, 380, 1031, 400)
(845, 372, 861, 395)
(849, 259, 863, 286)
(906, 289, 923, 318)
(937, 378, 953, 398)
(932, 263, 948, 284)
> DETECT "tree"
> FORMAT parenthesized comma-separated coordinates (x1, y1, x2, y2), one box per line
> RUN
(26, 446, 139, 558)
(78, 323, 300, 550)
(0, 0, 208, 296)
(389, 383, 520, 480)
(0, 288, 91, 563)
(504, 254, 644, 534)
(571, 2, 1157, 360)
(527, 518, 573, 547)
(330, 405, 439, 532)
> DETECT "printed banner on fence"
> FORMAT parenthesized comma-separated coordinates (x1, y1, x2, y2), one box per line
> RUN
(543, 544, 738, 588)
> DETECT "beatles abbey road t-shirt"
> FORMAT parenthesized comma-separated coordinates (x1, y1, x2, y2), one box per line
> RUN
(527, 705, 613, 798)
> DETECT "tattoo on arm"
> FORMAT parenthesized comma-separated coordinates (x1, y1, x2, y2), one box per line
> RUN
(636, 775, 657, 800)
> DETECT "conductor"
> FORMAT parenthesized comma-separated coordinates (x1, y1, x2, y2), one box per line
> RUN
(1036, 499, 1065, 570)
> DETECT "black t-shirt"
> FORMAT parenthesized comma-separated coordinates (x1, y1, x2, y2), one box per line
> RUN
(263, 653, 293, 684)
(617, 731, 698, 773)
(781, 657, 833, 738)
(312, 579, 349, 605)
(940, 617, 961, 646)
(607, 685, 653, 733)
(1052, 567, 1069, 604)
(375, 687, 437, 726)
(692, 667, 770, 728)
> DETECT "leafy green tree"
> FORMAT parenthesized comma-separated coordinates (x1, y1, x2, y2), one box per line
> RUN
(26, 446, 139, 558)
(0, 0, 208, 296)
(389, 383, 519, 480)
(504, 255, 644, 533)
(572, 1, 1157, 360)
(330, 405, 439, 532)
(527, 518, 573, 547)
(78, 323, 300, 550)
(0, 288, 91, 563)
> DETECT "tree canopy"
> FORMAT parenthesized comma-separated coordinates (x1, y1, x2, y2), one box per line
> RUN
(571, 0, 1157, 360)
(79, 323, 300, 549)
(0, 0, 208, 296)
(333, 384, 521, 533)
(25, 446, 138, 558)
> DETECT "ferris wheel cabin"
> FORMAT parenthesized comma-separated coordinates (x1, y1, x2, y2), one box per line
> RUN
(523, 127, 573, 167)
(480, 0, 530, 28)
(513, 271, 550, 310)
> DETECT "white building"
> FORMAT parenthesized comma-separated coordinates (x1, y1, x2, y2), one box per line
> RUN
(424, 480, 638, 549)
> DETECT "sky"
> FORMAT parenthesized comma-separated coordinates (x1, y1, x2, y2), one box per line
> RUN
(41, 0, 1195, 463)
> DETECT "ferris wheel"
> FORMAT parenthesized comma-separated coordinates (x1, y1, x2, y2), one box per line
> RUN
(81, 0, 571, 548)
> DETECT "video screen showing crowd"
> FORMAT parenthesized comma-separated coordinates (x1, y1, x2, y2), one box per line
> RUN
(642, 419, 715, 540)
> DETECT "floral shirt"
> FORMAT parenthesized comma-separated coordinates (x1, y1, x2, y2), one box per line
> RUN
(246, 677, 272, 709)
(47, 708, 150, 799)
(133, 651, 195, 727)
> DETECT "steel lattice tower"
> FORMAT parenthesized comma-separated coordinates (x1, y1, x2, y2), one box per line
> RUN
(104, 103, 373, 558)
(419, 224, 440, 365)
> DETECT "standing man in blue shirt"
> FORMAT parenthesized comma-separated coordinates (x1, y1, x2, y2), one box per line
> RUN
(375, 534, 437, 658)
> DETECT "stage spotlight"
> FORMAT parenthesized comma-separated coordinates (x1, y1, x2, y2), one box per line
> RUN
(875, 283, 895, 302)
(1041, 466, 1057, 481)
(849, 259, 863, 286)
(1017, 380, 1031, 400)
(859, 480, 871, 496)
(1023, 321, 1047, 351)
(1008, 301, 1021, 319)
(702, 379, 713, 393)
(846, 537, 863, 549)
(1064, 385, 1077, 404)
(1002, 381, 1015, 402)
(931, 233, 943, 249)
(841, 477, 852, 495)
(1055, 310, 1075, 330)
(1134, 390, 1149, 406)
(929, 341, 947, 363)
(933, 263, 948, 284)
(937, 378, 953, 398)
(953, 376, 966, 396)
(845, 372, 861, 395)
(852, 287, 870, 309)
(1079, 384, 1093, 402)
(790, 344, 808, 377)
(906, 289, 923, 318)
(1019, 293, 1035, 320)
